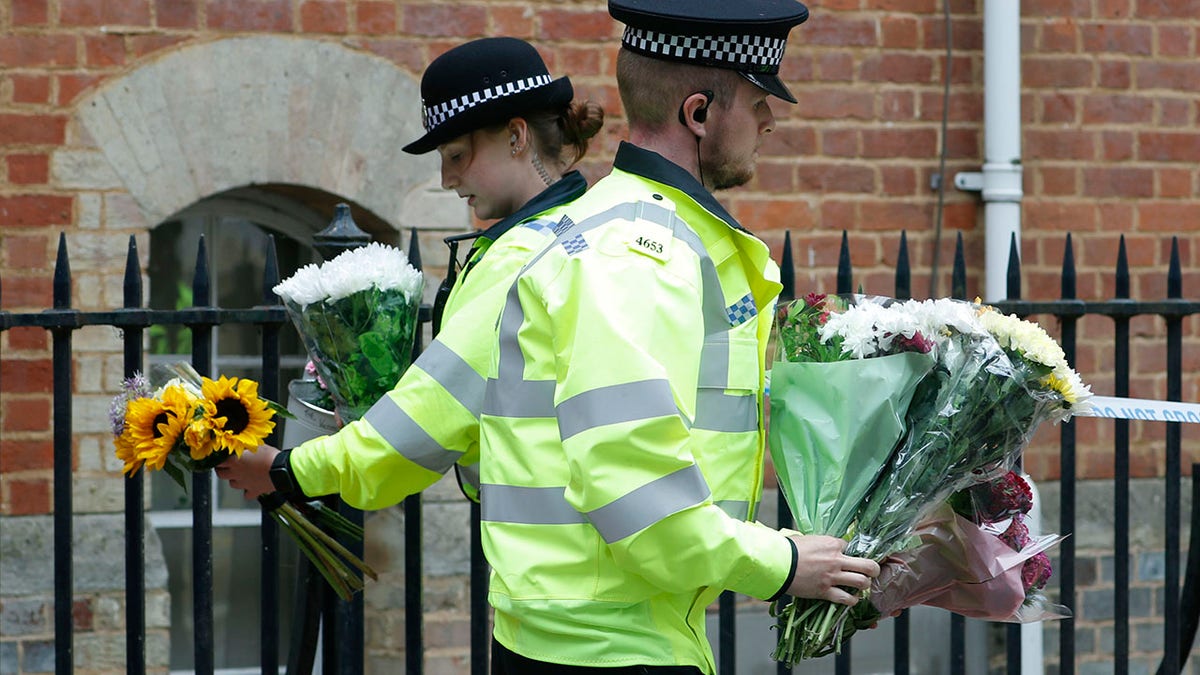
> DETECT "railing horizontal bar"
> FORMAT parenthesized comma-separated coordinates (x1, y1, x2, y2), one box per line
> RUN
(0, 305, 432, 329)
(0, 307, 286, 328)
(992, 299, 1200, 318)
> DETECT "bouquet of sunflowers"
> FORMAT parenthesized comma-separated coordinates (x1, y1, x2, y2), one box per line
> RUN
(110, 362, 377, 600)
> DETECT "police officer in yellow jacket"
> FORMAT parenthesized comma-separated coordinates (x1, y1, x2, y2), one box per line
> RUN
(479, 2, 880, 673)
(217, 37, 603, 505)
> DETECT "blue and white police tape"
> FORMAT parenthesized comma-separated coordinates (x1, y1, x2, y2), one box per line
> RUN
(1078, 395, 1200, 424)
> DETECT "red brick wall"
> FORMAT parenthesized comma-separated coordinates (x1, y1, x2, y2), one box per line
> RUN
(2, 0, 1199, 513)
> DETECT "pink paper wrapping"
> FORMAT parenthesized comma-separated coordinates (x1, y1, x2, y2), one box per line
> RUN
(870, 504, 1067, 622)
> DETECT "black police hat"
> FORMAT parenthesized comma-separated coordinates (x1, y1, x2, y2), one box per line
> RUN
(402, 37, 574, 155)
(608, 0, 809, 104)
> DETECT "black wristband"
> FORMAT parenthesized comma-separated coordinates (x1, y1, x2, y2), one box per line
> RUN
(268, 449, 303, 497)
(767, 536, 799, 602)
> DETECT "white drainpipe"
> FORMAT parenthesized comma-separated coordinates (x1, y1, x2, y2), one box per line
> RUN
(954, 0, 1023, 302)
(952, 4, 1040, 673)
(982, 6, 1042, 673)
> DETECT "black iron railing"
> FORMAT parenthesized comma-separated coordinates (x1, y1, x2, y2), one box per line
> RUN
(3, 226, 1199, 674)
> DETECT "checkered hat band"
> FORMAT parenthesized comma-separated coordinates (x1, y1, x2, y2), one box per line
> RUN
(622, 26, 785, 71)
(422, 74, 555, 131)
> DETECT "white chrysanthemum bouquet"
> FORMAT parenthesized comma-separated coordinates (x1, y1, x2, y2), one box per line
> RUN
(769, 295, 1091, 664)
(274, 243, 424, 422)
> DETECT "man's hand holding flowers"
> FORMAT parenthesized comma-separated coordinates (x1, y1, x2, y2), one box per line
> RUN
(784, 534, 880, 606)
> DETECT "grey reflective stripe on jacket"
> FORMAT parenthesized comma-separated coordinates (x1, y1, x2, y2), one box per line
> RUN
(481, 484, 587, 525)
(479, 481, 751, 536)
(556, 379, 682, 440)
(359, 337, 487, 474)
(481, 464, 712, 544)
(363, 399, 461, 474)
(585, 464, 711, 543)
(694, 390, 757, 433)
(416, 340, 486, 416)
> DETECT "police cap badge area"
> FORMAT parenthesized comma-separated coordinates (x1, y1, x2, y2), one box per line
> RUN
(608, 0, 810, 104)
(402, 37, 574, 155)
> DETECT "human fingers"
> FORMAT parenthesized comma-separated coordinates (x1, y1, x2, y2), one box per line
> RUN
(833, 570, 873, 592)
(841, 555, 880, 579)
(823, 585, 860, 607)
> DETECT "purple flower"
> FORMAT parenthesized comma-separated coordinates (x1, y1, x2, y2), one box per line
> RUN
(109, 372, 151, 435)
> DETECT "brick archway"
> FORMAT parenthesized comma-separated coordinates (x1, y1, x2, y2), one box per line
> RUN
(57, 35, 464, 234)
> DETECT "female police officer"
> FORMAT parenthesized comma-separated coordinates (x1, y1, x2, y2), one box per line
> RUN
(218, 37, 603, 506)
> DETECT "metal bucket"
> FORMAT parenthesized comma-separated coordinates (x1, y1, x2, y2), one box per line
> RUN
(282, 379, 339, 449)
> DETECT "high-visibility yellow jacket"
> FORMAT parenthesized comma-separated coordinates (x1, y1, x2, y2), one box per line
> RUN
(288, 172, 589, 507)
(479, 143, 795, 672)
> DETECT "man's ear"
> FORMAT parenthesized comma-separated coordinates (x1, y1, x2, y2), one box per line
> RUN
(677, 90, 712, 137)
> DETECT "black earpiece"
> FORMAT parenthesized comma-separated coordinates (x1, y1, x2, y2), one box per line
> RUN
(677, 90, 714, 126)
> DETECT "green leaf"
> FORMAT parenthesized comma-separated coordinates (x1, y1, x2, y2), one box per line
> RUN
(163, 455, 189, 493)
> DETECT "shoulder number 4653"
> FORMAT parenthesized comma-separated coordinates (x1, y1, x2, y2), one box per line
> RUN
(636, 237, 663, 254)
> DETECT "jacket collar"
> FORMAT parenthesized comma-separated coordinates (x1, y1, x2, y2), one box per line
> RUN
(612, 141, 747, 233)
(476, 170, 589, 243)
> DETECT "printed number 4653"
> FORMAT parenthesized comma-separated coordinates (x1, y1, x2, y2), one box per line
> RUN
(636, 237, 663, 254)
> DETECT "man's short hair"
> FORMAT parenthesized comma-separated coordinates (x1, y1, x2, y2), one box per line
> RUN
(616, 48, 740, 132)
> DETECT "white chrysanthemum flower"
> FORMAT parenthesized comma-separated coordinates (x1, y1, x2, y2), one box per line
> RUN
(912, 298, 983, 337)
(273, 243, 423, 308)
(820, 300, 924, 358)
(978, 309, 1067, 369)
(1052, 364, 1094, 410)
(272, 262, 326, 307)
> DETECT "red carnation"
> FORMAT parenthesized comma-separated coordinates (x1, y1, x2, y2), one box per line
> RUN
(999, 516, 1031, 551)
(1022, 552, 1053, 593)
(892, 331, 935, 355)
(950, 471, 1033, 524)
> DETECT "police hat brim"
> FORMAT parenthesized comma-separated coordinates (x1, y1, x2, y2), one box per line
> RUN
(402, 76, 574, 155)
(740, 71, 797, 105)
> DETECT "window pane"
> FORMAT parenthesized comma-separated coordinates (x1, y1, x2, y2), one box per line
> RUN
(159, 527, 303, 670)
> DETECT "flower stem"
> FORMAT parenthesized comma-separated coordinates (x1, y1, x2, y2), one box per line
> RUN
(269, 508, 356, 601)
(280, 502, 378, 580)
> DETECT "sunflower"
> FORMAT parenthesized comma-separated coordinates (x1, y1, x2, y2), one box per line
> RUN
(122, 385, 195, 472)
(198, 375, 276, 456)
(184, 416, 221, 461)
(114, 428, 144, 476)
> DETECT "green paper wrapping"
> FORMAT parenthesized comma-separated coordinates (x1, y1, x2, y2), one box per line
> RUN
(768, 350, 935, 540)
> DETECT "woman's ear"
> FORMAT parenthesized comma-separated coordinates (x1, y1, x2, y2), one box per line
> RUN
(508, 118, 531, 156)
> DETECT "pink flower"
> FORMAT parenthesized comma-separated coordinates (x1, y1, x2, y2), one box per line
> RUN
(304, 360, 329, 391)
